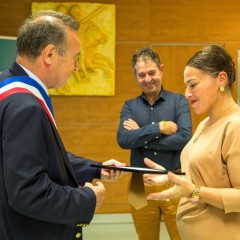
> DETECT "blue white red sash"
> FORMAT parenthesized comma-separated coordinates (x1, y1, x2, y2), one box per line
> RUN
(0, 76, 56, 127)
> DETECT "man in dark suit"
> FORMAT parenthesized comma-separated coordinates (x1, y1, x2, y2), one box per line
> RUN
(0, 10, 124, 240)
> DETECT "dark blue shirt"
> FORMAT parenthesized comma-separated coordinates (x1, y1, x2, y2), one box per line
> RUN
(117, 88, 192, 170)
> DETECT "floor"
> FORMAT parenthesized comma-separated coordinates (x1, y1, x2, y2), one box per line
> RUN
(84, 213, 170, 240)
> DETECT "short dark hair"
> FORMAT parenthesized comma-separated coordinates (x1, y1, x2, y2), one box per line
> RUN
(16, 10, 80, 60)
(132, 47, 161, 74)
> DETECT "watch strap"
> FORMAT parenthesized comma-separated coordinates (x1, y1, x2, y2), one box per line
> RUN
(190, 185, 201, 202)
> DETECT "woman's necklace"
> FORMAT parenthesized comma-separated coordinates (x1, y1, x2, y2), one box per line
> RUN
(193, 102, 236, 143)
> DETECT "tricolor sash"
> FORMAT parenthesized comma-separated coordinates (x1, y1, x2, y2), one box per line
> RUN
(0, 76, 56, 127)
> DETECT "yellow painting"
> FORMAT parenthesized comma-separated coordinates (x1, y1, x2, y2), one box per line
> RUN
(32, 2, 115, 96)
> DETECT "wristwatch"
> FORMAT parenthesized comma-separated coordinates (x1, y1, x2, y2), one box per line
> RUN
(190, 185, 201, 202)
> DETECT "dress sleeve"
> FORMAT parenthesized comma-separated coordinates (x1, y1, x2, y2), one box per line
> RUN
(220, 115, 240, 213)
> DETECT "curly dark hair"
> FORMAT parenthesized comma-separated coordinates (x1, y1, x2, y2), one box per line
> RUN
(132, 47, 161, 74)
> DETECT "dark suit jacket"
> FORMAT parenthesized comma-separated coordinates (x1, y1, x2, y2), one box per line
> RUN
(0, 62, 101, 240)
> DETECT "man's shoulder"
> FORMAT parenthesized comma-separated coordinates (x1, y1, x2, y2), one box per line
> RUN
(162, 89, 186, 101)
(163, 89, 184, 97)
(121, 96, 144, 111)
(1, 91, 42, 108)
(0, 62, 26, 82)
(126, 96, 142, 102)
(161, 90, 190, 110)
(125, 95, 142, 104)
(0, 69, 12, 81)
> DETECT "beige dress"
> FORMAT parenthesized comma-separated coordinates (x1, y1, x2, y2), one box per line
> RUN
(177, 104, 240, 240)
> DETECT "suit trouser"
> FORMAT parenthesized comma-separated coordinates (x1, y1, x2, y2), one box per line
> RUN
(131, 184, 182, 240)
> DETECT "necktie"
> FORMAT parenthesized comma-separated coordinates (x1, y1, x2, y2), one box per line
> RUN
(128, 172, 148, 210)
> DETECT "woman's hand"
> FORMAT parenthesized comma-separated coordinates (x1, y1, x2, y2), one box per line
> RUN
(143, 158, 194, 200)
(143, 158, 169, 186)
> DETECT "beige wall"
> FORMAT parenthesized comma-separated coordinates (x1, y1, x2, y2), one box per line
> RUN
(0, 0, 239, 213)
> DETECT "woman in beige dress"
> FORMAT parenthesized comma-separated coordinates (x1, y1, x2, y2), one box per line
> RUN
(143, 45, 240, 240)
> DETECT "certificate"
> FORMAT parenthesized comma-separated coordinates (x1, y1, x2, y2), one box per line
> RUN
(91, 164, 185, 175)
